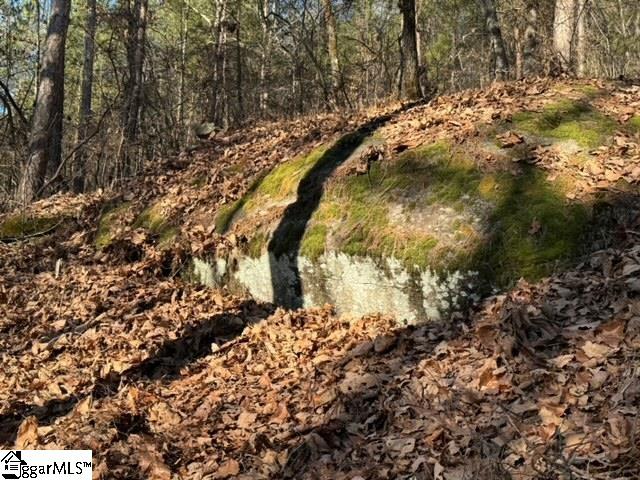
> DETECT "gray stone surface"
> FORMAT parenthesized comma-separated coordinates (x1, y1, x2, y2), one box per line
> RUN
(193, 251, 477, 325)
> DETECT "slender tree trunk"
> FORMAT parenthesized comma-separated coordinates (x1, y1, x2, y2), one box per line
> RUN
(514, 26, 524, 79)
(17, 0, 71, 203)
(209, 0, 228, 126)
(235, 2, 243, 123)
(398, 0, 422, 99)
(553, 0, 576, 72)
(523, 0, 538, 76)
(178, 0, 187, 143)
(121, 0, 148, 175)
(321, 0, 341, 106)
(258, 0, 270, 116)
(575, 0, 587, 77)
(73, 0, 97, 192)
(479, 0, 509, 81)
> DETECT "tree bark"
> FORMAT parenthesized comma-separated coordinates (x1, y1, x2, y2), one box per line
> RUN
(321, 0, 342, 106)
(398, 0, 422, 100)
(121, 0, 148, 174)
(479, 0, 509, 81)
(178, 0, 187, 143)
(209, 0, 228, 126)
(258, 0, 271, 116)
(553, 0, 576, 72)
(523, 0, 538, 76)
(17, 0, 71, 203)
(73, 0, 97, 192)
(575, 0, 587, 77)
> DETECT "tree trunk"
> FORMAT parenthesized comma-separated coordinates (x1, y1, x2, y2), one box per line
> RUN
(479, 0, 509, 81)
(178, 0, 187, 143)
(575, 0, 587, 77)
(553, 0, 576, 72)
(321, 0, 342, 106)
(523, 0, 538, 76)
(398, 0, 422, 100)
(258, 0, 271, 116)
(235, 2, 243, 123)
(121, 0, 148, 174)
(73, 0, 97, 192)
(17, 0, 71, 203)
(209, 0, 228, 126)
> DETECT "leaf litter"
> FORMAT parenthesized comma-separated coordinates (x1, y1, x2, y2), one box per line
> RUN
(0, 79, 640, 479)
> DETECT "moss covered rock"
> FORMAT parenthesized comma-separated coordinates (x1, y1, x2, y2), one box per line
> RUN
(197, 85, 634, 323)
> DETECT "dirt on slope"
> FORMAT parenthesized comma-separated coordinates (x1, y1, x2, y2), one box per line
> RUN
(0, 78, 639, 479)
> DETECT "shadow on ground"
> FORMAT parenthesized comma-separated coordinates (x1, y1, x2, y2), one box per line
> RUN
(0, 299, 273, 445)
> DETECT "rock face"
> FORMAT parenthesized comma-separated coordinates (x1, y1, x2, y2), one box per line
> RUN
(194, 251, 476, 324)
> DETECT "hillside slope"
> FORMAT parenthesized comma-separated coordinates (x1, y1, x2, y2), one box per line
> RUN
(0, 79, 639, 479)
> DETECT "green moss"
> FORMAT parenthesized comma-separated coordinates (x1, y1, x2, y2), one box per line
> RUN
(512, 99, 616, 148)
(472, 167, 590, 286)
(135, 204, 167, 232)
(394, 236, 439, 269)
(247, 232, 268, 258)
(214, 172, 269, 234)
(224, 131, 594, 290)
(253, 147, 327, 200)
(308, 140, 589, 286)
(304, 141, 455, 266)
(95, 202, 131, 249)
(571, 84, 602, 98)
(300, 224, 328, 260)
(215, 200, 243, 234)
(629, 115, 640, 133)
(0, 214, 58, 240)
(134, 203, 179, 248)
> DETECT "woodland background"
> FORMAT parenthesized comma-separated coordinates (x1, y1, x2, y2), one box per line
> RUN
(1, 0, 639, 205)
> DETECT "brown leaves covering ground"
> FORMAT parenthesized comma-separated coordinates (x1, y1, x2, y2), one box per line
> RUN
(1, 79, 640, 479)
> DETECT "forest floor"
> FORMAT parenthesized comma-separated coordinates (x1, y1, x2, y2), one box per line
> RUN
(1, 78, 640, 479)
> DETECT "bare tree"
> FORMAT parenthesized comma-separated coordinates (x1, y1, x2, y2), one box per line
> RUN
(121, 0, 148, 175)
(17, 0, 71, 203)
(398, 0, 422, 99)
(523, 0, 539, 77)
(321, 0, 342, 106)
(73, 0, 97, 192)
(258, 0, 271, 116)
(479, 0, 509, 80)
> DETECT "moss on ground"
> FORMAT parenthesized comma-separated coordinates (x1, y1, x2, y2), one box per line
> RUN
(95, 201, 178, 249)
(95, 202, 132, 249)
(512, 99, 617, 148)
(629, 115, 640, 134)
(571, 84, 603, 98)
(0, 214, 59, 240)
(134, 203, 178, 247)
